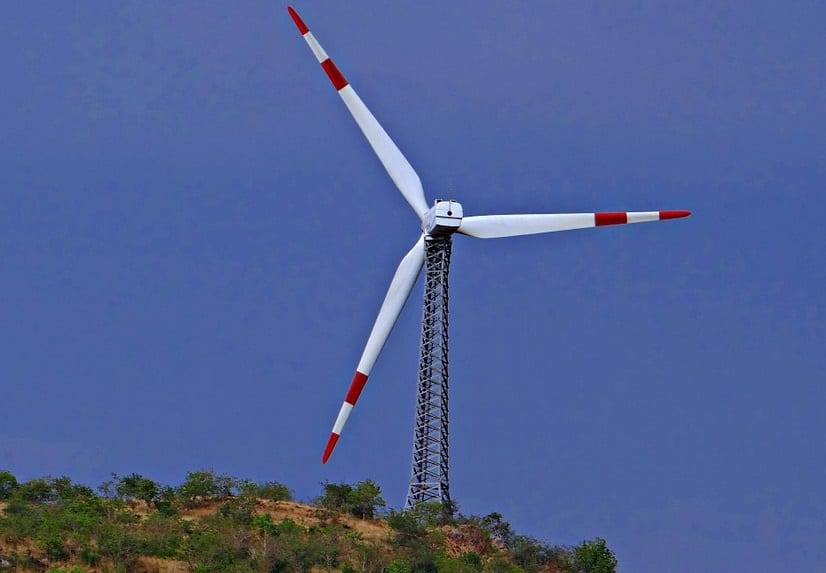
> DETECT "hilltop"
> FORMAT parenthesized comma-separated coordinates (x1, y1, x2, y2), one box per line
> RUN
(0, 470, 616, 573)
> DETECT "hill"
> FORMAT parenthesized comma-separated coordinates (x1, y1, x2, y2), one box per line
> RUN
(0, 471, 616, 573)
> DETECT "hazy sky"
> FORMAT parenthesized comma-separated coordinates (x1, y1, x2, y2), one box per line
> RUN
(2, 2, 825, 572)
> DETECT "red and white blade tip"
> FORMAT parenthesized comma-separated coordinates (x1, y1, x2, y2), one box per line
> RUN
(287, 6, 309, 35)
(595, 210, 691, 226)
(660, 210, 691, 220)
(322, 371, 370, 464)
(287, 6, 349, 92)
(322, 434, 339, 464)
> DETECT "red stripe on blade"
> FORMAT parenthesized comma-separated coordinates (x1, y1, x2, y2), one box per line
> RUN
(659, 210, 691, 220)
(321, 59, 349, 91)
(344, 371, 368, 405)
(287, 7, 310, 34)
(322, 433, 340, 464)
(595, 212, 628, 226)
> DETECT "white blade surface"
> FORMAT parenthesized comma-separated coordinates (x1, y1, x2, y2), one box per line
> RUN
(322, 234, 426, 463)
(288, 7, 429, 219)
(457, 211, 691, 239)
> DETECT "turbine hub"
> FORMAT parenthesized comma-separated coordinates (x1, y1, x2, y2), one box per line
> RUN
(422, 199, 463, 236)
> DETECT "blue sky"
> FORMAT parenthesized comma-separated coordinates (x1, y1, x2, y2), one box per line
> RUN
(2, 2, 825, 572)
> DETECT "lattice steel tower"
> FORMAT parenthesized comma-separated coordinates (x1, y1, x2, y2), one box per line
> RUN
(406, 235, 452, 508)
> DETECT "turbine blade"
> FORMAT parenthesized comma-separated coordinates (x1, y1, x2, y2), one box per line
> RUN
(322, 235, 426, 463)
(457, 210, 691, 239)
(288, 7, 430, 220)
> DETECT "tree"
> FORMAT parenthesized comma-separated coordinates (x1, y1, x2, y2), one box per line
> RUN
(386, 501, 458, 551)
(217, 497, 256, 526)
(317, 482, 352, 513)
(568, 538, 617, 573)
(176, 470, 236, 507)
(257, 481, 293, 502)
(238, 479, 293, 502)
(480, 513, 513, 546)
(507, 535, 554, 573)
(317, 480, 385, 520)
(406, 501, 456, 527)
(51, 476, 94, 501)
(0, 471, 18, 500)
(387, 509, 427, 544)
(10, 476, 92, 504)
(97, 474, 118, 498)
(13, 478, 57, 503)
(213, 473, 238, 500)
(116, 473, 159, 505)
(348, 480, 385, 519)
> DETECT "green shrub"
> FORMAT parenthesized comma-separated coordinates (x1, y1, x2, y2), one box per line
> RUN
(0, 470, 18, 500)
(139, 513, 184, 558)
(435, 552, 478, 573)
(154, 485, 179, 516)
(0, 502, 41, 541)
(79, 544, 101, 565)
(182, 522, 251, 572)
(387, 510, 427, 545)
(13, 478, 57, 503)
(406, 502, 456, 527)
(177, 470, 238, 508)
(97, 523, 143, 566)
(39, 532, 67, 561)
(480, 513, 513, 546)
(483, 557, 525, 573)
(239, 480, 293, 502)
(217, 497, 256, 526)
(51, 477, 94, 501)
(568, 538, 616, 573)
(317, 480, 385, 520)
(385, 558, 411, 573)
(317, 482, 352, 512)
(460, 552, 483, 571)
(296, 529, 339, 570)
(116, 473, 159, 504)
(347, 480, 386, 519)
(507, 535, 552, 573)
(60, 496, 107, 541)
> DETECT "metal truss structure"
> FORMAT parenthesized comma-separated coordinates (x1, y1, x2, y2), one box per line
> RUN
(406, 235, 452, 508)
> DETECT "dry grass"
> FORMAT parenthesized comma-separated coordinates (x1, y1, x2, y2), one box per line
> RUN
(133, 556, 190, 573)
(258, 500, 391, 542)
(0, 498, 499, 573)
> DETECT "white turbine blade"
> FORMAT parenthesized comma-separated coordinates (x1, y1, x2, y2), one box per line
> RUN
(288, 7, 430, 220)
(322, 234, 426, 463)
(457, 210, 691, 239)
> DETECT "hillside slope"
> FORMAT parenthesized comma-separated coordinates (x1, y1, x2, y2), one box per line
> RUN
(0, 472, 616, 573)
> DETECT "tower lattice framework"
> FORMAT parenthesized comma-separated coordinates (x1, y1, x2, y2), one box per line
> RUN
(406, 234, 452, 509)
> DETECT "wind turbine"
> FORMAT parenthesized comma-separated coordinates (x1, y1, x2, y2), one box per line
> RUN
(287, 6, 690, 508)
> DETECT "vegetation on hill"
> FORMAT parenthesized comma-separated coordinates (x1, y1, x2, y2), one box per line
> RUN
(0, 470, 616, 573)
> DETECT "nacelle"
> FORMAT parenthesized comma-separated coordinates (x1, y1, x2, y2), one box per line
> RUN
(422, 200, 463, 236)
